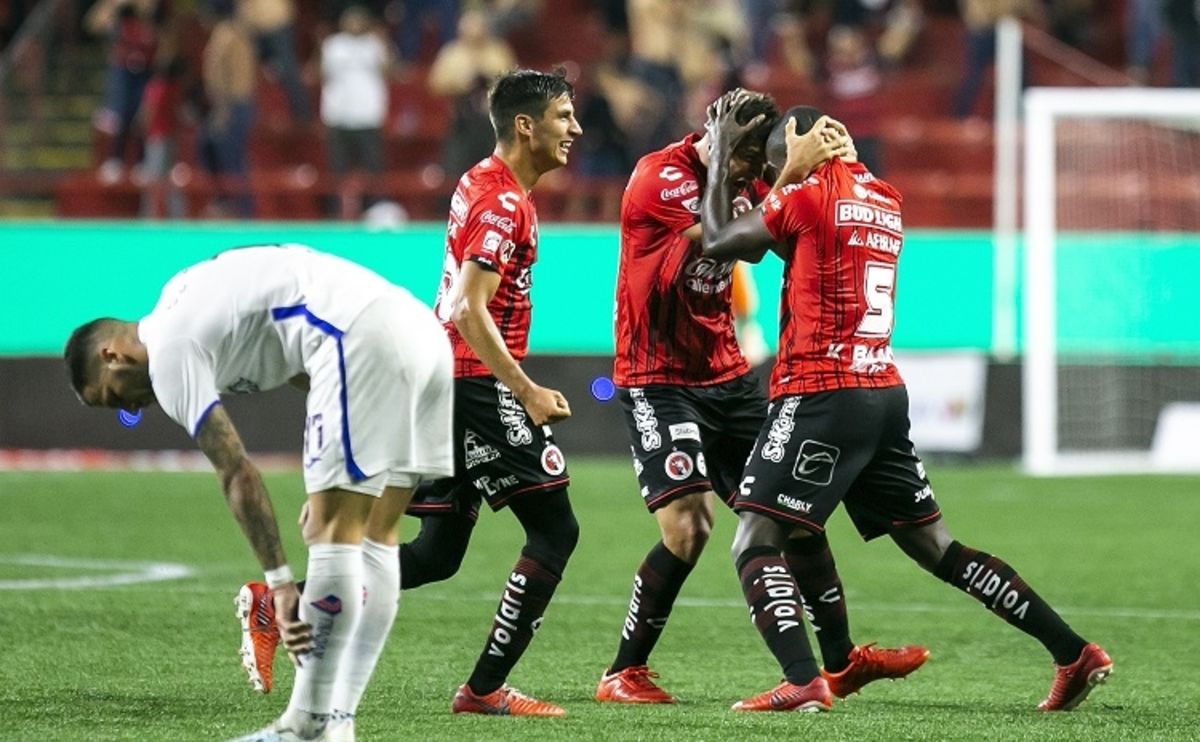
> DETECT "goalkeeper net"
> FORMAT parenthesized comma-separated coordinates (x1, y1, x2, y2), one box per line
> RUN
(1023, 88, 1200, 475)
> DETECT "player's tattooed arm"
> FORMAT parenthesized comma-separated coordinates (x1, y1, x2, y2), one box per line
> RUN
(195, 404, 290, 573)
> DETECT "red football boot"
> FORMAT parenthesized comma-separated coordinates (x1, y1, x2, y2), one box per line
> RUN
(1038, 643, 1113, 711)
(595, 666, 676, 704)
(451, 684, 566, 717)
(732, 677, 834, 712)
(820, 643, 931, 698)
(234, 581, 280, 693)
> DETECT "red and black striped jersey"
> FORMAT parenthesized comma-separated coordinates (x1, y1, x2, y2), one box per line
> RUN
(760, 158, 906, 398)
(613, 133, 759, 387)
(433, 156, 538, 378)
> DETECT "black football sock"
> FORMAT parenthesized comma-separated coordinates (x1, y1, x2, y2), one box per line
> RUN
(784, 534, 854, 673)
(935, 540, 1087, 665)
(736, 546, 820, 685)
(610, 541, 696, 673)
(466, 551, 561, 695)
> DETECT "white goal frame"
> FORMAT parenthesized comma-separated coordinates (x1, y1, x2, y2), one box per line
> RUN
(1022, 87, 1200, 476)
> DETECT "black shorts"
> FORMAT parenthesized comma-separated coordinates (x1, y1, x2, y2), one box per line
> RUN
(735, 385, 942, 541)
(408, 376, 570, 520)
(618, 373, 766, 511)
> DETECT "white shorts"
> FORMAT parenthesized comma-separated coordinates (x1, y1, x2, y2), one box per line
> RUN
(301, 290, 454, 496)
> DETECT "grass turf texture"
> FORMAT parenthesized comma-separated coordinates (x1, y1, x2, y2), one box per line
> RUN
(1, 461, 1198, 741)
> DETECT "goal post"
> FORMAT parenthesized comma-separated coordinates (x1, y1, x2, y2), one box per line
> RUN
(1022, 87, 1200, 475)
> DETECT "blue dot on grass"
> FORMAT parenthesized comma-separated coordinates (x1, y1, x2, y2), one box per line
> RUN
(118, 409, 143, 428)
(590, 376, 616, 402)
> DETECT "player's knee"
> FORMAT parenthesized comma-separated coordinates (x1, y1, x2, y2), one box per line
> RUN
(892, 520, 953, 573)
(730, 512, 785, 563)
(515, 488, 579, 576)
(662, 528, 709, 564)
(660, 502, 713, 563)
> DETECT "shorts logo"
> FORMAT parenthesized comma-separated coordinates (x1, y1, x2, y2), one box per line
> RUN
(495, 382, 534, 446)
(630, 446, 644, 476)
(776, 493, 814, 514)
(914, 485, 935, 503)
(464, 429, 500, 469)
(669, 422, 701, 442)
(664, 451, 694, 481)
(792, 439, 840, 486)
(629, 388, 662, 451)
(474, 474, 519, 497)
(541, 444, 566, 476)
(696, 452, 707, 477)
(311, 594, 343, 616)
(761, 397, 800, 463)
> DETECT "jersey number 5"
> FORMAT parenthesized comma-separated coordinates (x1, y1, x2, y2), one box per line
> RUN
(855, 262, 895, 338)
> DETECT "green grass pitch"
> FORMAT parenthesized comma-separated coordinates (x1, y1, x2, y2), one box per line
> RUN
(1, 460, 1198, 741)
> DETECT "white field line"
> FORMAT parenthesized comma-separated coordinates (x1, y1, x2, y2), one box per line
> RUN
(0, 554, 194, 589)
(2, 554, 1195, 622)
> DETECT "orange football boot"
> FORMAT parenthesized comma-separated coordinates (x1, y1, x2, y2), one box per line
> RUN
(451, 684, 566, 717)
(820, 643, 930, 698)
(595, 666, 676, 704)
(234, 581, 280, 693)
(1038, 643, 1112, 711)
(732, 677, 834, 712)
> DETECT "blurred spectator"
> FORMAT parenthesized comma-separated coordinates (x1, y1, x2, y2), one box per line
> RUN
(238, 0, 311, 123)
(200, 0, 256, 217)
(952, 0, 1040, 120)
(625, 0, 688, 154)
(1045, 0, 1093, 49)
(0, 0, 33, 48)
(88, 0, 168, 183)
(427, 8, 515, 177)
(681, 30, 743, 132)
(740, 0, 778, 76)
(1164, 0, 1200, 87)
(484, 0, 544, 37)
(321, 5, 392, 216)
(138, 56, 187, 218)
(566, 53, 640, 220)
(1125, 0, 1163, 84)
(394, 0, 459, 63)
(834, 0, 923, 67)
(824, 24, 883, 174)
(773, 1, 816, 79)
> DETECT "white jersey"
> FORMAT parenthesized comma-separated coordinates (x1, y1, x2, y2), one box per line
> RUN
(139, 245, 404, 437)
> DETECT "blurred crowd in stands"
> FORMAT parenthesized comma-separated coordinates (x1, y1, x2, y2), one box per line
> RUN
(3, 0, 1198, 221)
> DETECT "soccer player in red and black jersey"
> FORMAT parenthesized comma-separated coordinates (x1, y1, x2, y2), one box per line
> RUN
(400, 68, 584, 717)
(597, 89, 927, 705)
(700, 99, 1113, 712)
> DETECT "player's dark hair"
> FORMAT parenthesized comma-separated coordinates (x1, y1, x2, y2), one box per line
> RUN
(489, 68, 575, 142)
(767, 105, 825, 170)
(732, 92, 781, 157)
(64, 318, 117, 396)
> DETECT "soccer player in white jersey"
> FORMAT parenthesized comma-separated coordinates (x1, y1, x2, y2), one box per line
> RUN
(64, 245, 454, 741)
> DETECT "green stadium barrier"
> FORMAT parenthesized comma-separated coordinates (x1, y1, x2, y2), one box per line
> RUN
(1, 222, 1196, 357)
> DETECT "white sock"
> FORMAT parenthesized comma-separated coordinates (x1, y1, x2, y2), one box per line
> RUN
(331, 538, 400, 716)
(282, 543, 364, 737)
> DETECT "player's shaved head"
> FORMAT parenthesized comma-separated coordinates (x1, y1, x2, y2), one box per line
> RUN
(489, 68, 575, 142)
(767, 105, 825, 171)
(64, 318, 121, 397)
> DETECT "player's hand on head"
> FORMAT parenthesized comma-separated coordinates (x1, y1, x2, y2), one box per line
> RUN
(271, 583, 313, 665)
(520, 384, 572, 425)
(777, 115, 842, 186)
(706, 88, 766, 158)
